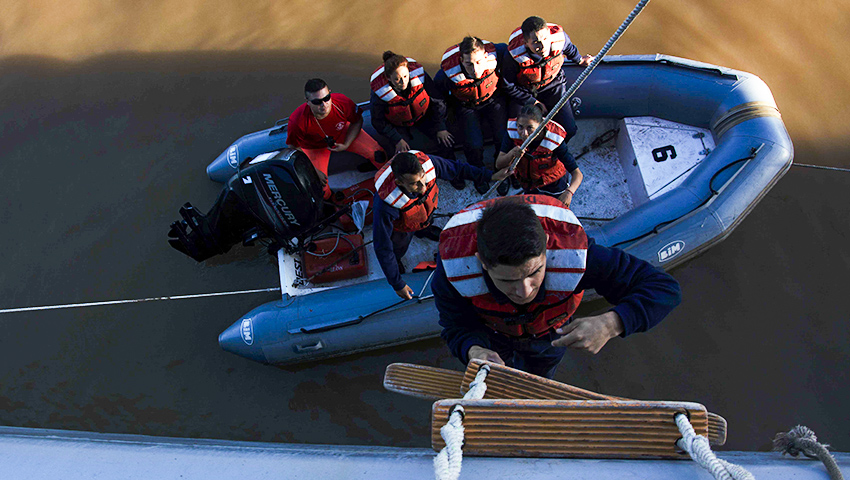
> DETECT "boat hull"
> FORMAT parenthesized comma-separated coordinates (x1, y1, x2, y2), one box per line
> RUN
(211, 55, 793, 365)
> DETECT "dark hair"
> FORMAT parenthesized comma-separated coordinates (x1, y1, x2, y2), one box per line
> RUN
(382, 51, 409, 73)
(518, 101, 545, 124)
(304, 78, 328, 95)
(477, 198, 546, 267)
(390, 152, 424, 177)
(521, 16, 547, 38)
(459, 36, 485, 56)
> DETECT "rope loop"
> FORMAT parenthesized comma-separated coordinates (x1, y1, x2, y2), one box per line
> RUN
(433, 364, 491, 480)
(675, 413, 755, 480)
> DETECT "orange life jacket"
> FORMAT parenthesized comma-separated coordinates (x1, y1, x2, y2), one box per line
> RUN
(439, 41, 500, 107)
(370, 59, 431, 126)
(374, 150, 439, 232)
(507, 23, 567, 91)
(439, 195, 587, 337)
(508, 118, 568, 190)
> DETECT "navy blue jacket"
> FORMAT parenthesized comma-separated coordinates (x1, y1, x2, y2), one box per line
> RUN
(373, 155, 493, 291)
(501, 33, 583, 105)
(431, 238, 682, 363)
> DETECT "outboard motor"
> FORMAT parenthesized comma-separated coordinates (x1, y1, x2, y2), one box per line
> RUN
(168, 149, 327, 262)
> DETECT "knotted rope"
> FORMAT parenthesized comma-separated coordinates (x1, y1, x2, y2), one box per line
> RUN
(433, 364, 490, 480)
(484, 0, 652, 196)
(675, 413, 755, 480)
(773, 425, 844, 480)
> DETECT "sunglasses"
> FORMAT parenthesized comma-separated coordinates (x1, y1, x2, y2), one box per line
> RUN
(308, 94, 332, 105)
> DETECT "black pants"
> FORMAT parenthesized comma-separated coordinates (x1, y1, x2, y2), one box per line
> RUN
(391, 116, 456, 160)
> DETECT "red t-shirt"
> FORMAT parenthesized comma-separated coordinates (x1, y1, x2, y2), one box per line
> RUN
(286, 93, 362, 150)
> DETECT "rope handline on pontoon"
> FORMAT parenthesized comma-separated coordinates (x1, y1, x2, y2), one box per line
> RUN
(0, 287, 282, 315)
(483, 0, 652, 197)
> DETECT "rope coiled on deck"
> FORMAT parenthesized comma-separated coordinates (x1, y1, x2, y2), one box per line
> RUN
(773, 425, 844, 480)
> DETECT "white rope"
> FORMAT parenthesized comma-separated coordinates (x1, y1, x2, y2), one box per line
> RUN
(675, 413, 755, 480)
(433, 364, 490, 480)
(0, 287, 281, 315)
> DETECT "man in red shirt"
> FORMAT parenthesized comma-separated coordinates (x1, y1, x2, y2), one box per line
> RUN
(287, 78, 386, 199)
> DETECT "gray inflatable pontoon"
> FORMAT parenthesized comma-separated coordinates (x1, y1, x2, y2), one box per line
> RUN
(207, 55, 792, 366)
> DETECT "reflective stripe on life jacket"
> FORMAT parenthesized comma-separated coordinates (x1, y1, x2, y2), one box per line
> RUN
(507, 23, 566, 91)
(439, 195, 587, 337)
(507, 118, 568, 190)
(440, 41, 500, 107)
(374, 150, 439, 232)
(370, 58, 431, 127)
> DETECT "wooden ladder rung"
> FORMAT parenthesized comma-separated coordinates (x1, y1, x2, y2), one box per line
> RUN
(383, 363, 465, 400)
(383, 362, 726, 446)
(432, 399, 708, 459)
(462, 360, 727, 446)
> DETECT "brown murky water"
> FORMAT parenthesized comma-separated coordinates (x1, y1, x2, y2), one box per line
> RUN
(1, 1, 848, 453)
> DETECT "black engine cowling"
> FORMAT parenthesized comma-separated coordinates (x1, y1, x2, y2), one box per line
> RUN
(168, 149, 326, 261)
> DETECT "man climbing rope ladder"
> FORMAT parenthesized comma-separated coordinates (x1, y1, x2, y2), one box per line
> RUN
(432, 195, 681, 378)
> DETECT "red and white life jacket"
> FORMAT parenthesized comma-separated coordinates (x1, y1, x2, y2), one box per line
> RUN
(370, 58, 431, 127)
(507, 23, 567, 91)
(439, 41, 500, 107)
(374, 150, 439, 232)
(508, 118, 568, 190)
(439, 195, 587, 337)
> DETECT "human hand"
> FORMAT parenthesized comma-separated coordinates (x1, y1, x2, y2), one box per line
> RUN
(509, 146, 524, 161)
(395, 139, 411, 154)
(579, 54, 594, 67)
(395, 284, 414, 300)
(467, 345, 506, 365)
(491, 166, 512, 182)
(551, 311, 624, 354)
(436, 130, 455, 147)
(328, 142, 348, 152)
(558, 189, 573, 207)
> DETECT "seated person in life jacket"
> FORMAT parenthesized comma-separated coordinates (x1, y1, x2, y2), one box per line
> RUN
(502, 16, 594, 146)
(432, 195, 681, 379)
(495, 102, 583, 207)
(372, 151, 510, 300)
(434, 36, 510, 194)
(286, 78, 387, 200)
(370, 51, 457, 165)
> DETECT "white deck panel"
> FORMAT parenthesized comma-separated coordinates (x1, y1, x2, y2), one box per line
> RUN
(616, 116, 715, 204)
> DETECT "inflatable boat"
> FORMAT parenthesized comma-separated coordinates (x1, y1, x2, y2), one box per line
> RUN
(169, 54, 792, 366)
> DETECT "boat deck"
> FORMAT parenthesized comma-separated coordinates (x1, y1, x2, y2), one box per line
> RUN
(284, 116, 703, 295)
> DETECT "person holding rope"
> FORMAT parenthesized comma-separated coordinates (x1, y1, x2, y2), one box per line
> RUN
(502, 16, 593, 145)
(495, 102, 583, 206)
(434, 36, 509, 194)
(286, 78, 387, 200)
(372, 151, 510, 300)
(432, 195, 680, 379)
